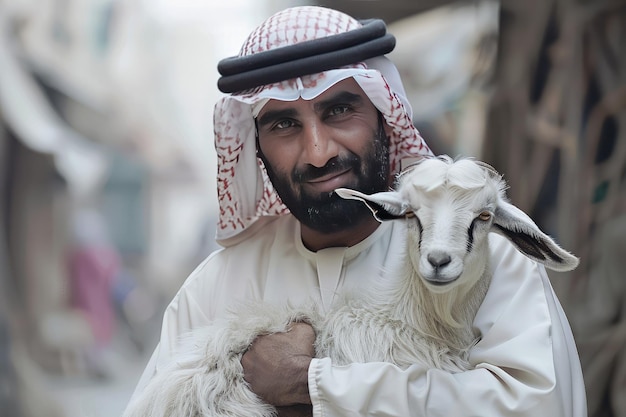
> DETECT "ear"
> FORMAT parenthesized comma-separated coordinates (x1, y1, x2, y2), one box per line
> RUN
(491, 201, 579, 272)
(335, 188, 409, 221)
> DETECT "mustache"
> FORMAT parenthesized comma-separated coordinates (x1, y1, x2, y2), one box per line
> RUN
(293, 154, 360, 183)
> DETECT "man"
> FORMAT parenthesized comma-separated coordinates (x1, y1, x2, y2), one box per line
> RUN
(126, 6, 587, 416)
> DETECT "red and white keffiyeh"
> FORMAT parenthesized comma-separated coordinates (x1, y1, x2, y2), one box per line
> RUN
(214, 6, 432, 246)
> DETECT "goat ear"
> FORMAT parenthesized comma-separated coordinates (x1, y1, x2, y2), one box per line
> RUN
(335, 188, 409, 221)
(492, 201, 580, 272)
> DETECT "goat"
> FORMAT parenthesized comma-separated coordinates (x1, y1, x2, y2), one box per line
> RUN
(123, 155, 579, 417)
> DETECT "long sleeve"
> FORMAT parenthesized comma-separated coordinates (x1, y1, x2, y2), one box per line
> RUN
(308, 235, 586, 417)
(127, 256, 216, 402)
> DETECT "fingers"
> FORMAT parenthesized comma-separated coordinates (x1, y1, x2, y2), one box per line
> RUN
(242, 322, 315, 406)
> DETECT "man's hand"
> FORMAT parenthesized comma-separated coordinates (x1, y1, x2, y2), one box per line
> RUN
(241, 322, 315, 406)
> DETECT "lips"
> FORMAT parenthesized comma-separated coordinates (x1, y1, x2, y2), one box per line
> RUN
(304, 168, 353, 194)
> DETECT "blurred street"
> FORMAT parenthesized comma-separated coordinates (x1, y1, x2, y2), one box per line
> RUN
(42, 320, 159, 417)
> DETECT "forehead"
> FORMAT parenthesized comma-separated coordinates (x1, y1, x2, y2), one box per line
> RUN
(256, 78, 369, 115)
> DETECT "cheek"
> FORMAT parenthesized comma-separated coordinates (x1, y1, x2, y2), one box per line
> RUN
(343, 117, 379, 142)
(341, 114, 387, 154)
(259, 139, 298, 175)
(335, 128, 378, 162)
(262, 157, 292, 184)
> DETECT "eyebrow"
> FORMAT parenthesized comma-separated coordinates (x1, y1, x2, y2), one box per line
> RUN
(256, 108, 298, 128)
(313, 91, 364, 113)
(256, 90, 365, 128)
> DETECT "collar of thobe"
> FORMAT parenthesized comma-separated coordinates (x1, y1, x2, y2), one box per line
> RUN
(294, 221, 392, 310)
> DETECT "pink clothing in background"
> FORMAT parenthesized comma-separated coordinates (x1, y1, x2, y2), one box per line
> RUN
(67, 245, 120, 346)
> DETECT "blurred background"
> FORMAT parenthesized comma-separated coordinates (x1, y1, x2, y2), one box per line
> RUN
(0, 0, 623, 416)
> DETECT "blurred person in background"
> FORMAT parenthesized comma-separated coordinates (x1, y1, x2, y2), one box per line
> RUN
(124, 6, 586, 417)
(66, 207, 120, 378)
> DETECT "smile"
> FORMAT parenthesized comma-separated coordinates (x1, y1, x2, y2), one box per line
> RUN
(305, 169, 353, 194)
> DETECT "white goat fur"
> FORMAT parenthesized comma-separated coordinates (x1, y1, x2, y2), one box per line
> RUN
(124, 156, 579, 417)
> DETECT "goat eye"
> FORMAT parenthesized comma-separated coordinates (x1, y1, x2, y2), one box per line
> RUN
(405, 211, 416, 218)
(478, 211, 492, 221)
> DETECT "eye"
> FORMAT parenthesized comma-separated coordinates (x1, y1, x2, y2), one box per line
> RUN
(327, 105, 350, 117)
(273, 119, 296, 130)
(405, 211, 416, 218)
(478, 211, 492, 221)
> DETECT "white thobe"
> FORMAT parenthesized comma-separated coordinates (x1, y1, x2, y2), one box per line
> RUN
(128, 215, 587, 417)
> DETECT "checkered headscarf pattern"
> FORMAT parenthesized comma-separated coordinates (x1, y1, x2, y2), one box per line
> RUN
(240, 7, 361, 56)
(213, 6, 432, 246)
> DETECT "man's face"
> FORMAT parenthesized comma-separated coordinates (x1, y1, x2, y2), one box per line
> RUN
(256, 78, 393, 233)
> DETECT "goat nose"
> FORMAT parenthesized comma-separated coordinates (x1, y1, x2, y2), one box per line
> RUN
(427, 251, 452, 269)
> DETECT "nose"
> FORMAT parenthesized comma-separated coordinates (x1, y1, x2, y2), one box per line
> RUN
(301, 121, 338, 167)
(427, 251, 452, 270)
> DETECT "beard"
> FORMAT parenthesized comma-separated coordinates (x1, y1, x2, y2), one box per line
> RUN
(258, 116, 391, 233)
